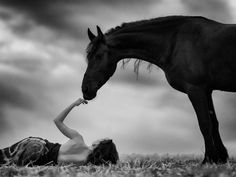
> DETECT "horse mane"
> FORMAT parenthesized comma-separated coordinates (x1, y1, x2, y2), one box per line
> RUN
(105, 16, 209, 36)
(105, 16, 210, 76)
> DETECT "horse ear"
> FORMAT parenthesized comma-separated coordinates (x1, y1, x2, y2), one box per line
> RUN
(88, 28, 96, 41)
(96, 25, 104, 38)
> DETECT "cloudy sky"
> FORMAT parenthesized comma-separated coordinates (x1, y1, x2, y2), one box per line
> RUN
(0, 0, 236, 157)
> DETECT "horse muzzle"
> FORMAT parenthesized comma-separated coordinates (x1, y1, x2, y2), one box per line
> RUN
(82, 85, 98, 100)
(83, 92, 97, 100)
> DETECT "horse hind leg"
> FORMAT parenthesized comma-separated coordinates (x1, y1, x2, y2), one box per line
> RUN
(207, 92, 229, 163)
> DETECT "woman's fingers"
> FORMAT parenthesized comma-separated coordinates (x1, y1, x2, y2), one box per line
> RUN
(76, 98, 88, 105)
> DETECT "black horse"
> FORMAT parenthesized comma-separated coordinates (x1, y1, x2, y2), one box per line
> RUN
(82, 16, 236, 163)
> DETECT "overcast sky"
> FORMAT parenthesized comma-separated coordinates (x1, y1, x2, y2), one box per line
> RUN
(1, 0, 236, 157)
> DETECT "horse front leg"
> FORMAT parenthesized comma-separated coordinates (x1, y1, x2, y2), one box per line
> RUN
(187, 86, 217, 164)
(207, 92, 228, 163)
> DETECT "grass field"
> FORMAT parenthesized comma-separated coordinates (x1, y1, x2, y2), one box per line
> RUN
(1, 154, 236, 177)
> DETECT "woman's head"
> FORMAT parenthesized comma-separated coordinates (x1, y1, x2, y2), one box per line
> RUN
(86, 138, 119, 165)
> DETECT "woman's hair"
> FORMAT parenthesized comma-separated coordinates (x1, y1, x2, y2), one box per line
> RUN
(86, 139, 119, 165)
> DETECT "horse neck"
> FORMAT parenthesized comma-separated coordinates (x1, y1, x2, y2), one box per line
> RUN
(106, 30, 175, 69)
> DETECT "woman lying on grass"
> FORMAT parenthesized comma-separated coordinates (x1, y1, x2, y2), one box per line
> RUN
(0, 98, 119, 166)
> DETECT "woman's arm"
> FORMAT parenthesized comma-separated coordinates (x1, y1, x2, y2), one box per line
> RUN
(54, 98, 88, 140)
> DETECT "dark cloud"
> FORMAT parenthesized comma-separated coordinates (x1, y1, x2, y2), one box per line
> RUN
(2, 58, 44, 73)
(0, 79, 33, 133)
(0, 1, 86, 39)
(0, 0, 71, 28)
(0, 10, 35, 35)
(0, 83, 31, 109)
(182, 0, 232, 22)
(0, 0, 156, 39)
(0, 1, 80, 38)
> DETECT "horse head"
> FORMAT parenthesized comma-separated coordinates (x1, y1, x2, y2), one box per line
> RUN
(82, 26, 118, 100)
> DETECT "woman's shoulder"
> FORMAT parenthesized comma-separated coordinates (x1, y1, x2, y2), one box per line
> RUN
(58, 139, 90, 163)
(60, 138, 88, 153)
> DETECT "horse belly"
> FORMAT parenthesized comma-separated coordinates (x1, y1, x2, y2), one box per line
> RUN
(210, 68, 236, 92)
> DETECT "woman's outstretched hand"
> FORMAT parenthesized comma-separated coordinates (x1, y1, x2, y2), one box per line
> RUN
(73, 98, 88, 106)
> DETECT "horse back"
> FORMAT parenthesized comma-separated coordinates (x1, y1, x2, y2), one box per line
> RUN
(169, 18, 236, 92)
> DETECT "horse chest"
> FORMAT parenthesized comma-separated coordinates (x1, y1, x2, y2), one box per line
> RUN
(164, 72, 186, 93)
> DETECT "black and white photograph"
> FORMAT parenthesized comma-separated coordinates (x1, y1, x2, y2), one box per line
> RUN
(0, 0, 236, 176)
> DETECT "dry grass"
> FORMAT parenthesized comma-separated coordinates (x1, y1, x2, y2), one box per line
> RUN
(1, 154, 236, 177)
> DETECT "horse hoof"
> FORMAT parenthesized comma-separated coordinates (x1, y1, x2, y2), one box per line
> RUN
(202, 153, 228, 164)
(217, 155, 228, 164)
(202, 156, 212, 164)
(217, 147, 229, 164)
